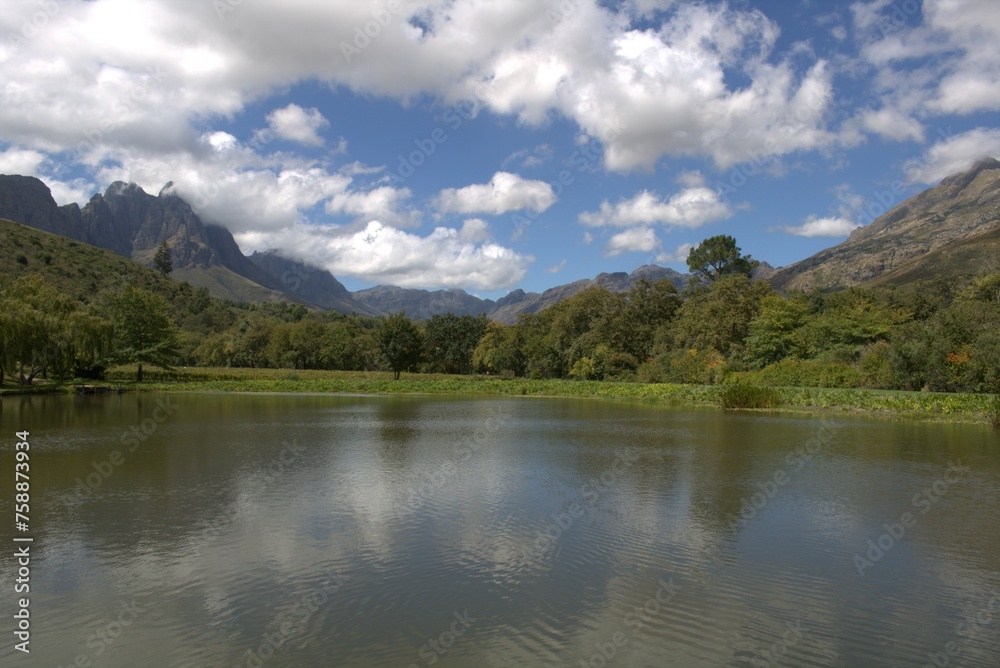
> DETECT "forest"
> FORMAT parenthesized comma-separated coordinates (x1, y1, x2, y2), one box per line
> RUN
(2, 235, 999, 394)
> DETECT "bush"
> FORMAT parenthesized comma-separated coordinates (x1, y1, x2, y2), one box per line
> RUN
(987, 395, 1000, 429)
(643, 348, 728, 385)
(731, 359, 864, 389)
(719, 383, 782, 409)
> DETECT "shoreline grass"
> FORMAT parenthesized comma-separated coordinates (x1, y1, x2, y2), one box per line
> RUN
(3, 366, 996, 425)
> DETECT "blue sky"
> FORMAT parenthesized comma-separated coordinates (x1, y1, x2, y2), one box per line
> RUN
(1, 0, 999, 297)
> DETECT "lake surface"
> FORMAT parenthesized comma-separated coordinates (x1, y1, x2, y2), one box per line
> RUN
(1, 392, 998, 667)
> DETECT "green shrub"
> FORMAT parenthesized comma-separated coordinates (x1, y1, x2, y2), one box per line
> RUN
(719, 383, 782, 409)
(987, 395, 1000, 429)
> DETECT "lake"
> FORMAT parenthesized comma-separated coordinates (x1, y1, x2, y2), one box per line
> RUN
(1, 392, 998, 667)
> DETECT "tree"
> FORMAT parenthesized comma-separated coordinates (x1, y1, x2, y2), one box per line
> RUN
(103, 286, 180, 381)
(0, 276, 112, 384)
(686, 235, 759, 284)
(153, 241, 173, 277)
(423, 313, 489, 374)
(376, 312, 424, 380)
(672, 274, 774, 357)
(472, 322, 526, 376)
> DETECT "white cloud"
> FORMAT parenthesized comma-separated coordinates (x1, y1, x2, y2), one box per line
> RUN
(655, 242, 695, 264)
(437, 171, 557, 215)
(858, 107, 924, 142)
(783, 216, 860, 237)
(854, 0, 1000, 122)
(264, 104, 330, 147)
(546, 258, 567, 274)
(0, 0, 842, 177)
(0, 147, 47, 175)
(605, 227, 659, 256)
(458, 218, 491, 243)
(579, 187, 732, 228)
(904, 127, 1000, 184)
(245, 220, 532, 290)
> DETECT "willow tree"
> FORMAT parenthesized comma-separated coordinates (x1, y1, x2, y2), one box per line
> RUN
(0, 276, 113, 384)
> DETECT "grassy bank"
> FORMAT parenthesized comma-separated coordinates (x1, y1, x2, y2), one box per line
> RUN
(96, 365, 997, 424)
(4, 366, 995, 424)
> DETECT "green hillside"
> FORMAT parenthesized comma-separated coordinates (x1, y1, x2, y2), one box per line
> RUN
(1, 217, 180, 301)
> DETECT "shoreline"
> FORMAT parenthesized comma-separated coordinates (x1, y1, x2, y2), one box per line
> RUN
(3, 367, 996, 426)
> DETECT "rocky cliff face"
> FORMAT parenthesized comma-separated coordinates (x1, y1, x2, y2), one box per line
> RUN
(0, 174, 77, 237)
(248, 250, 379, 315)
(770, 158, 1000, 291)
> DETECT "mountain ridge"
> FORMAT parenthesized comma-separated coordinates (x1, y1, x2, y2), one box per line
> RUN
(769, 157, 1000, 291)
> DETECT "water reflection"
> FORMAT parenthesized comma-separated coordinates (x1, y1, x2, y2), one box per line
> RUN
(0, 393, 997, 667)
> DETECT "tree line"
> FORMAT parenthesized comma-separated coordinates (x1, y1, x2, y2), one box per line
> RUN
(3, 235, 999, 393)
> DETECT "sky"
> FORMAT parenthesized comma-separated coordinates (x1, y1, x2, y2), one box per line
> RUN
(1, 0, 999, 298)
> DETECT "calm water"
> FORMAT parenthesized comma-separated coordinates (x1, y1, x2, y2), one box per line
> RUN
(1, 392, 998, 667)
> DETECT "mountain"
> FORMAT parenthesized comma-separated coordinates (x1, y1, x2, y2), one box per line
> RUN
(770, 158, 1000, 292)
(488, 265, 689, 324)
(0, 175, 370, 310)
(351, 285, 494, 320)
(345, 265, 690, 322)
(248, 250, 379, 316)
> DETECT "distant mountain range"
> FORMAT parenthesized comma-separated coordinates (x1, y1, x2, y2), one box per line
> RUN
(2, 159, 999, 319)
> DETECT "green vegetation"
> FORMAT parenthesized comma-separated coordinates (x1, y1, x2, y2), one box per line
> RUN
(3, 220, 999, 426)
(719, 383, 782, 410)
(95, 366, 995, 422)
(686, 234, 759, 284)
(154, 240, 173, 277)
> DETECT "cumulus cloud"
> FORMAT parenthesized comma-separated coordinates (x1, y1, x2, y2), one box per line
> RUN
(579, 186, 732, 228)
(853, 0, 1000, 124)
(858, 107, 924, 142)
(245, 220, 532, 290)
(783, 216, 860, 237)
(264, 104, 330, 147)
(904, 127, 1000, 184)
(605, 227, 660, 256)
(437, 171, 557, 215)
(655, 242, 695, 264)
